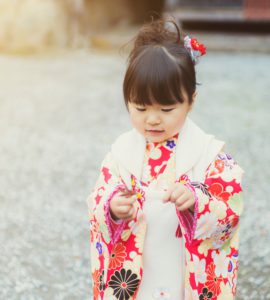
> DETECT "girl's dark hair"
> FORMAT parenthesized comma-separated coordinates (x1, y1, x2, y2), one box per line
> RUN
(123, 18, 197, 108)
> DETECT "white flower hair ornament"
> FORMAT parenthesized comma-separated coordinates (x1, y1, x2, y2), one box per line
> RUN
(184, 35, 207, 65)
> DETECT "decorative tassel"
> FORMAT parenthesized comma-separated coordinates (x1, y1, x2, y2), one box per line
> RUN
(175, 224, 182, 238)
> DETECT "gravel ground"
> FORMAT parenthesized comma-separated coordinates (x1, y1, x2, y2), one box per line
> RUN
(0, 49, 269, 299)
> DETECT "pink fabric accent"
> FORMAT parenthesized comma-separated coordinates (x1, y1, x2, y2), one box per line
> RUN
(104, 184, 128, 245)
(175, 182, 199, 244)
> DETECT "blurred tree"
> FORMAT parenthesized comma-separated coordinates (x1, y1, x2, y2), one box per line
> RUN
(0, 0, 166, 53)
(84, 0, 165, 31)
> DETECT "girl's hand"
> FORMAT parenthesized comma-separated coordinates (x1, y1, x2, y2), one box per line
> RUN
(109, 189, 137, 221)
(162, 183, 195, 212)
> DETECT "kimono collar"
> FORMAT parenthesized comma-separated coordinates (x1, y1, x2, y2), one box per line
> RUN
(111, 116, 225, 180)
(146, 132, 179, 149)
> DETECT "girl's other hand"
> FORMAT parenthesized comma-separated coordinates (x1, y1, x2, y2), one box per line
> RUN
(109, 190, 137, 221)
(162, 183, 195, 212)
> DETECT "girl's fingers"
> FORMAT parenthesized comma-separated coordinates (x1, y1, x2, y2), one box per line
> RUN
(163, 184, 184, 203)
(125, 207, 137, 221)
(170, 188, 184, 203)
(177, 199, 194, 212)
(177, 203, 190, 212)
(117, 194, 137, 206)
(117, 202, 133, 212)
(118, 205, 135, 219)
(162, 183, 176, 202)
(175, 193, 189, 207)
(162, 190, 171, 203)
(119, 189, 136, 197)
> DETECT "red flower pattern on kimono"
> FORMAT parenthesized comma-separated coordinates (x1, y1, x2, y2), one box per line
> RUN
(208, 182, 231, 201)
(109, 243, 127, 269)
(205, 263, 223, 297)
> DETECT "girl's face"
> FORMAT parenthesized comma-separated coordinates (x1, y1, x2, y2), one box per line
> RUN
(128, 92, 196, 143)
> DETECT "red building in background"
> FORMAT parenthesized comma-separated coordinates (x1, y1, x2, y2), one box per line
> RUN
(244, 0, 270, 20)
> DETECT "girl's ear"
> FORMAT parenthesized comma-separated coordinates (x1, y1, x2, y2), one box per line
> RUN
(126, 102, 131, 112)
(192, 91, 198, 102)
(188, 91, 197, 112)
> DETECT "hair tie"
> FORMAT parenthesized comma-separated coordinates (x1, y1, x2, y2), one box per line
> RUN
(184, 35, 206, 65)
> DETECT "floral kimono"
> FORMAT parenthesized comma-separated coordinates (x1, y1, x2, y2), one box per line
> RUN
(87, 117, 244, 300)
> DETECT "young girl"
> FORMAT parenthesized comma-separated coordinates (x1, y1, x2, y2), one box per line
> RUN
(87, 18, 244, 300)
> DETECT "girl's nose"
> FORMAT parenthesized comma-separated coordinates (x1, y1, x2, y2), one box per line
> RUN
(146, 114, 161, 125)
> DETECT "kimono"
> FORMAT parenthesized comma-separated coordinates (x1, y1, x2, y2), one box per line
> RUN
(87, 116, 245, 300)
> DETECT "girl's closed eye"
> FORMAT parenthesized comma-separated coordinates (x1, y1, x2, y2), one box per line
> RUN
(136, 107, 146, 112)
(161, 108, 175, 112)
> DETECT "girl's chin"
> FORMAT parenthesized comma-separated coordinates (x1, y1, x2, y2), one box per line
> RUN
(145, 132, 168, 143)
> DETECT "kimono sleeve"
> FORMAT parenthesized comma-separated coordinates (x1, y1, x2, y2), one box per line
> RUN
(86, 151, 128, 245)
(176, 151, 244, 247)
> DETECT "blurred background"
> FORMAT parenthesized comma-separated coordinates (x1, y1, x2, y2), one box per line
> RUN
(0, 0, 269, 299)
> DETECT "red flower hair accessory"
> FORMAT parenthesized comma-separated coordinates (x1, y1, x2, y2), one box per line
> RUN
(184, 35, 207, 65)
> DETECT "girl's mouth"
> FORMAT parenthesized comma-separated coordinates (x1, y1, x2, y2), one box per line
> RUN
(146, 129, 164, 135)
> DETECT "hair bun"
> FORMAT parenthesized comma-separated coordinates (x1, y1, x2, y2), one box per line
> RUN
(132, 18, 181, 49)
